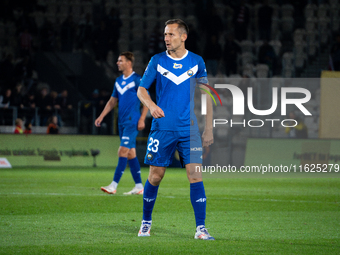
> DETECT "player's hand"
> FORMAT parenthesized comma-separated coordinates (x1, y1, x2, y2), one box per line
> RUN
(95, 117, 103, 127)
(150, 105, 165, 119)
(138, 119, 145, 130)
(202, 128, 213, 147)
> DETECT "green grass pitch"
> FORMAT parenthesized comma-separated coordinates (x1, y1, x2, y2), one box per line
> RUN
(0, 168, 339, 254)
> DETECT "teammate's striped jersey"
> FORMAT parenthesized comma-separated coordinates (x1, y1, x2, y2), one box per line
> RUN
(140, 50, 207, 131)
(112, 71, 142, 125)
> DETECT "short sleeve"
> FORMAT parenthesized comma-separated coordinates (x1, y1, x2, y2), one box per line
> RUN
(196, 57, 208, 84)
(111, 82, 118, 98)
(134, 74, 142, 92)
(140, 56, 158, 89)
(196, 56, 208, 79)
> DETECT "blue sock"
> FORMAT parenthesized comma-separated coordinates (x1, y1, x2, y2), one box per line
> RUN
(113, 157, 128, 183)
(143, 179, 159, 221)
(190, 181, 206, 227)
(128, 157, 142, 184)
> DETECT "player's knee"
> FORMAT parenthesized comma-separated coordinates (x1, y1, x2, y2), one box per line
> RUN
(127, 149, 136, 159)
(148, 174, 163, 186)
(118, 146, 129, 157)
(187, 176, 203, 183)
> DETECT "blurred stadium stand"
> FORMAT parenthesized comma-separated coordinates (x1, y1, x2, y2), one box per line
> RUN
(0, 0, 337, 153)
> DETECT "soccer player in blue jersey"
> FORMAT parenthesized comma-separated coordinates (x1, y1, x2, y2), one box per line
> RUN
(95, 51, 148, 195)
(137, 19, 215, 240)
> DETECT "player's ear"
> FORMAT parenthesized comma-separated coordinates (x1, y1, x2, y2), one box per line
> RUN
(181, 33, 187, 42)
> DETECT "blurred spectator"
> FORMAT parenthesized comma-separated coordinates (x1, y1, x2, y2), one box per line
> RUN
(14, 118, 23, 134)
(285, 111, 308, 139)
(204, 35, 222, 77)
(11, 83, 25, 120)
(47, 115, 59, 134)
(50, 90, 65, 125)
(24, 121, 32, 134)
(56, 89, 72, 110)
(11, 82, 24, 107)
(105, 8, 122, 55)
(35, 87, 51, 125)
(331, 34, 340, 71)
(258, 40, 276, 74)
(22, 91, 36, 109)
(40, 20, 56, 51)
(60, 15, 76, 52)
(50, 91, 59, 108)
(148, 24, 164, 59)
(258, 0, 273, 41)
(18, 28, 33, 57)
(0, 88, 12, 125)
(93, 21, 110, 63)
(0, 88, 12, 108)
(222, 33, 241, 76)
(22, 91, 36, 125)
(90, 89, 100, 106)
(57, 89, 74, 126)
(232, 1, 250, 41)
(186, 23, 199, 54)
(76, 13, 94, 52)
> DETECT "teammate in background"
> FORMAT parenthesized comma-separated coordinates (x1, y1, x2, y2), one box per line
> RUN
(14, 118, 24, 134)
(137, 19, 214, 240)
(95, 52, 148, 195)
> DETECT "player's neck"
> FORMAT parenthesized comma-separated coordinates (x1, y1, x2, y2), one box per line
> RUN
(168, 47, 187, 59)
(122, 68, 133, 78)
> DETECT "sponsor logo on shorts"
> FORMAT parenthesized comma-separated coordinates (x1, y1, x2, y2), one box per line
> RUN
(147, 153, 153, 160)
(122, 136, 130, 140)
(124, 141, 129, 145)
(191, 147, 202, 151)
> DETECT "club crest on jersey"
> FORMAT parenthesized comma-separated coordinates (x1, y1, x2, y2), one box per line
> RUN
(173, 63, 182, 69)
(187, 69, 194, 77)
(122, 81, 126, 85)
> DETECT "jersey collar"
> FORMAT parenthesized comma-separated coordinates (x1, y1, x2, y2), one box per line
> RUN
(166, 50, 188, 61)
(123, 71, 135, 80)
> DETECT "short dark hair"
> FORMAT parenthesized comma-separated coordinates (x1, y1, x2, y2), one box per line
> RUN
(165, 19, 189, 35)
(119, 51, 135, 66)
